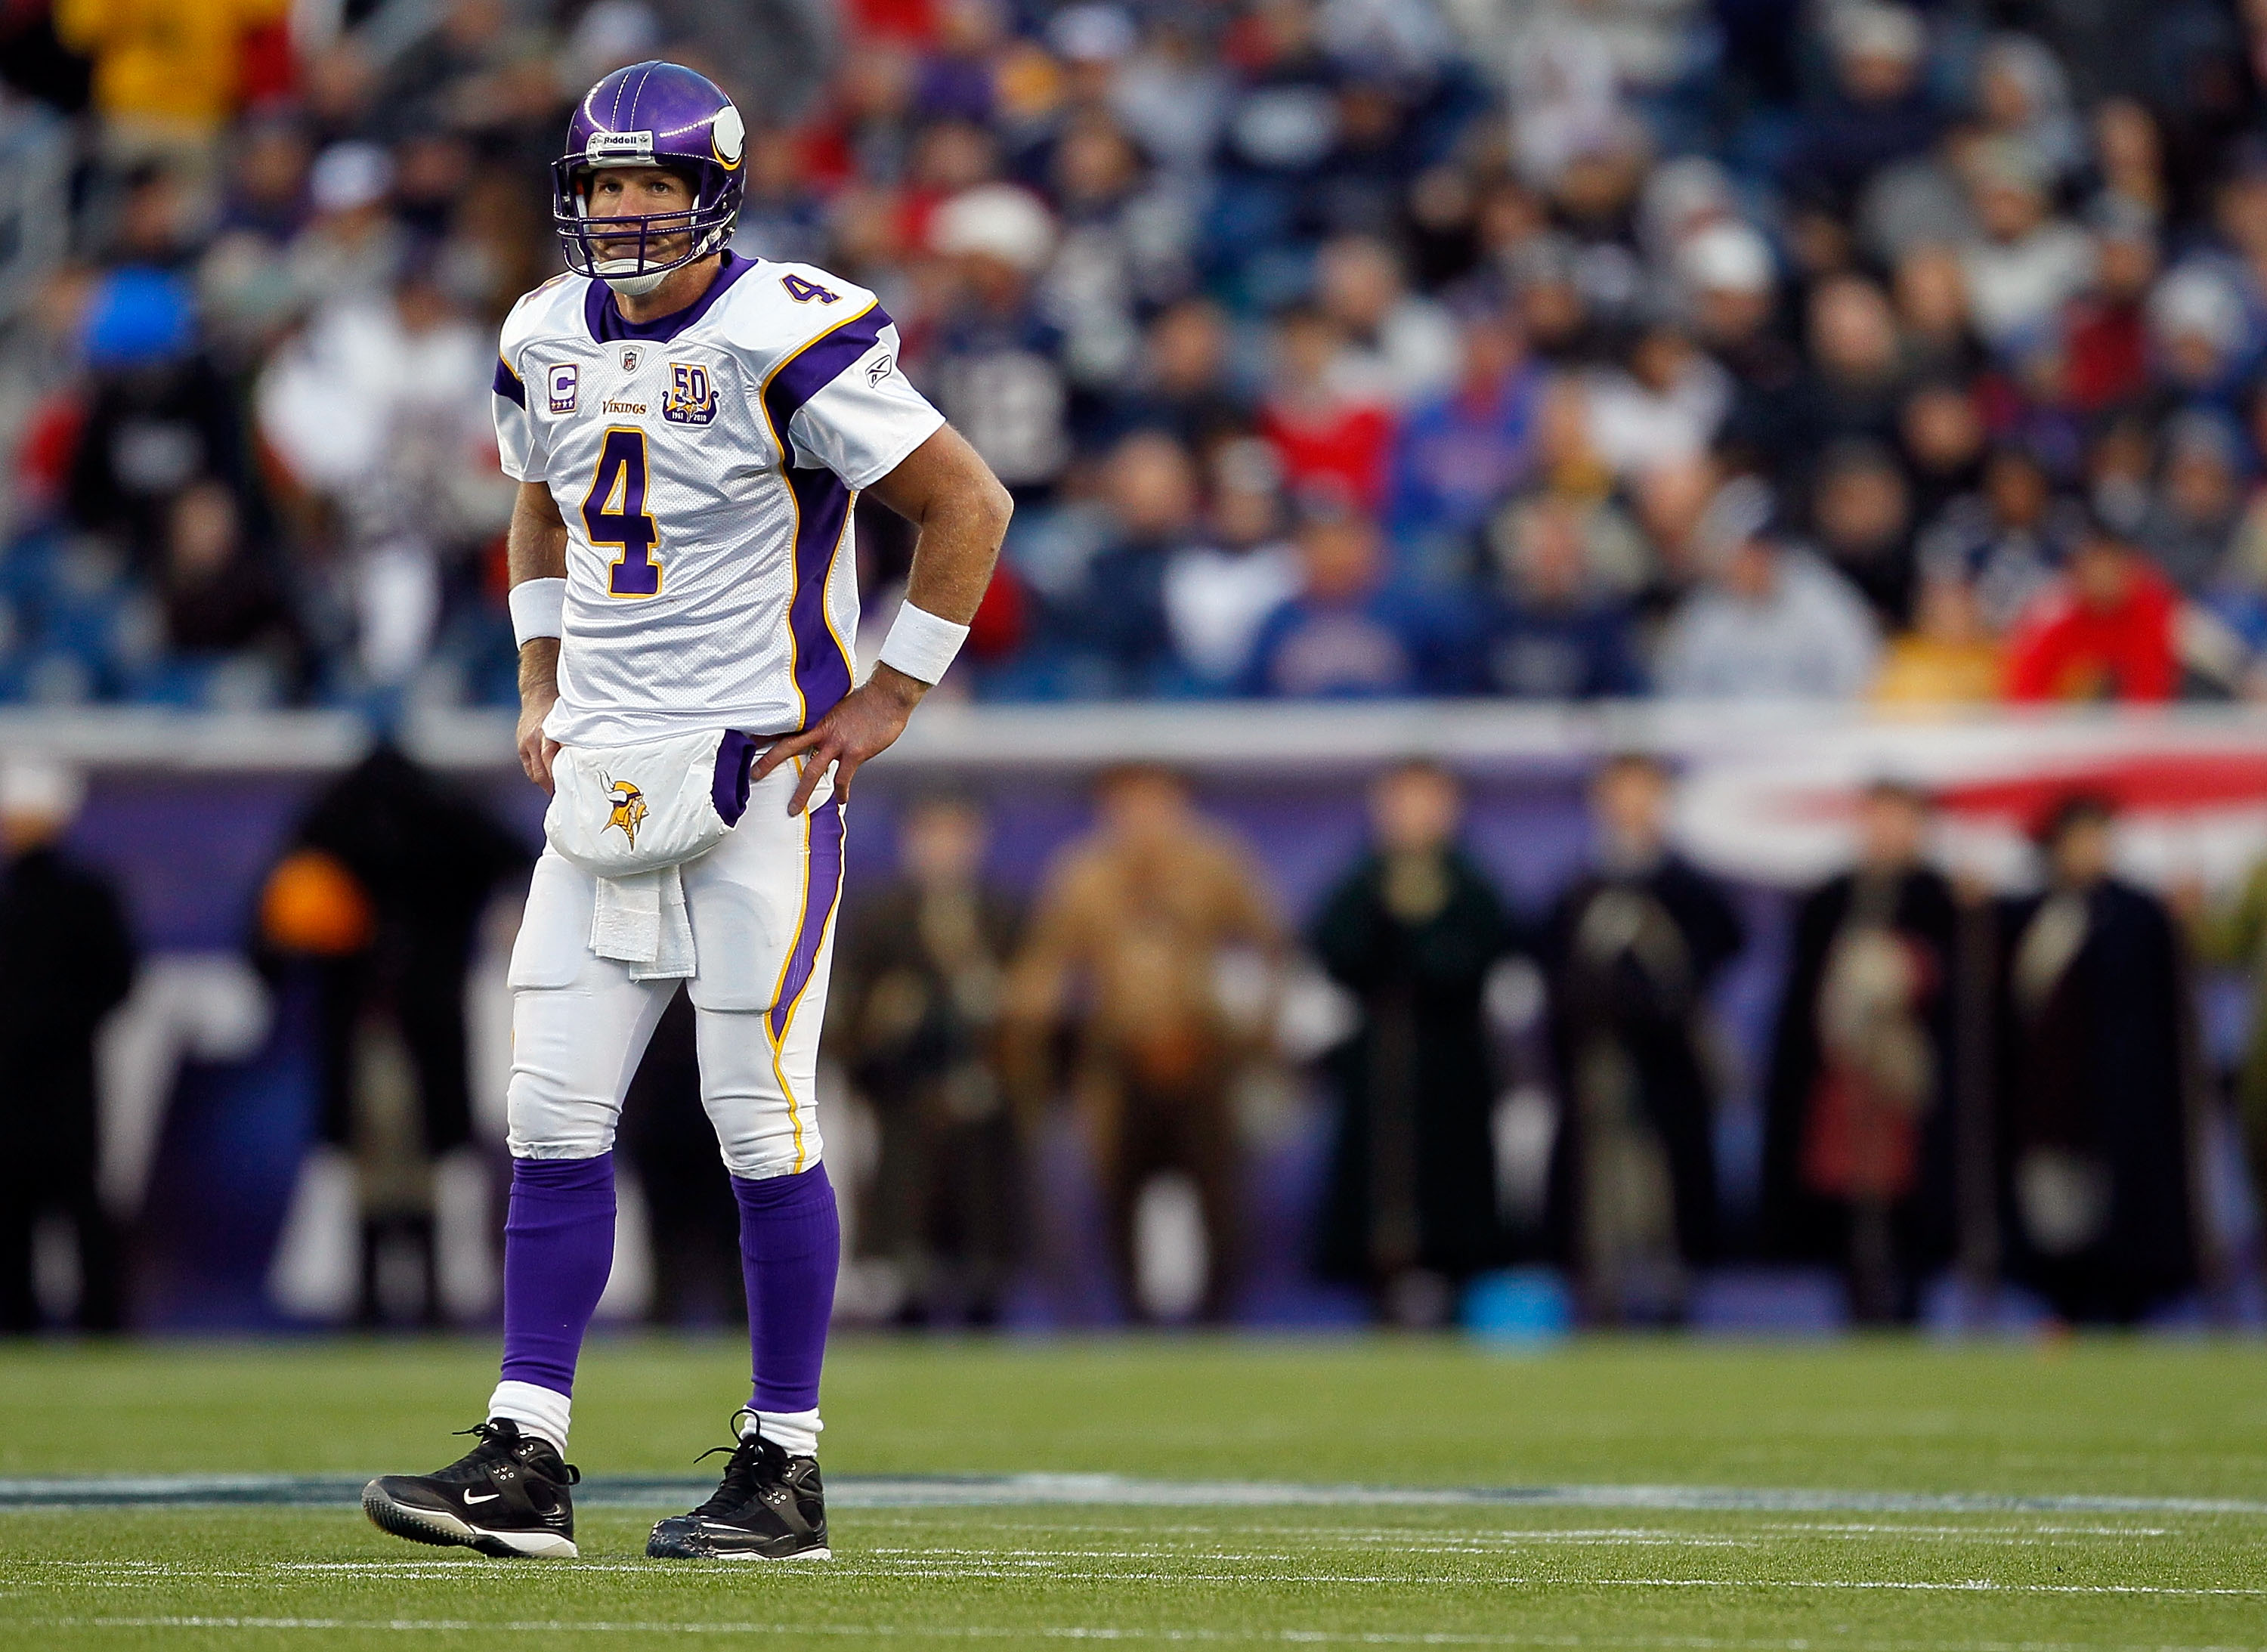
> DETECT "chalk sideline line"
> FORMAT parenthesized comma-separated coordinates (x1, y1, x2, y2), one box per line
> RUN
(0, 1474, 2259, 1517)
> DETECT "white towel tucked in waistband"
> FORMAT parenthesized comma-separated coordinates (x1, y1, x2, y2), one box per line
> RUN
(543, 728, 761, 982)
(589, 864, 694, 980)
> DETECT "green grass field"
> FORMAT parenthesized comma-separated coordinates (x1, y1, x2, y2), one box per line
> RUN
(2, 1334, 2264, 1650)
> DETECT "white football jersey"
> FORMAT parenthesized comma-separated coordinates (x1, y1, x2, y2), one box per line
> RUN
(493, 254, 944, 747)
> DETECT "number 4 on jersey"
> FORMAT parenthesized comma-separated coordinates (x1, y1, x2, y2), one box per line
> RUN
(781, 273, 839, 304)
(583, 428, 661, 597)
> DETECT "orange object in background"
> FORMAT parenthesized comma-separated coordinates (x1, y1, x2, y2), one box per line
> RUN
(260, 847, 374, 956)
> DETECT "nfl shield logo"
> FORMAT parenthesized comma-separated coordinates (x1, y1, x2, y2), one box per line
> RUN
(620, 347, 642, 373)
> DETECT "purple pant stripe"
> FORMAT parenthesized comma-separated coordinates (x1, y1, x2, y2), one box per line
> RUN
(769, 794, 846, 1043)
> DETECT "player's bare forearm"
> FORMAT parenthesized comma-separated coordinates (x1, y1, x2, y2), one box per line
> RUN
(509, 480, 568, 793)
(755, 425, 1012, 814)
(867, 424, 1013, 624)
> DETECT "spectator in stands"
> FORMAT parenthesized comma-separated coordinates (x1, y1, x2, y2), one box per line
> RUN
(1385, 308, 1543, 586)
(2003, 509, 2179, 701)
(1873, 572, 2004, 705)
(1795, 275, 1909, 475)
(0, 760, 135, 1333)
(156, 478, 303, 703)
(1541, 753, 1745, 1323)
(1101, 297, 1250, 456)
(1161, 438, 1300, 692)
(1781, 4, 1940, 224)
(1809, 438, 1919, 626)
(255, 249, 503, 693)
(1239, 497, 1464, 698)
(57, 0, 290, 184)
(66, 266, 245, 571)
(1002, 766, 1282, 1322)
(1474, 493, 1647, 698)
(1059, 431, 1202, 695)
(834, 793, 1023, 1326)
(1257, 304, 1396, 512)
(1314, 234, 1459, 411)
(1310, 761, 1517, 1323)
(1957, 138, 2095, 356)
(923, 183, 1070, 498)
(1762, 781, 1960, 1321)
(1993, 795, 2201, 1323)
(1655, 478, 1882, 698)
(1916, 441, 2075, 639)
(1897, 377, 1987, 529)
(2141, 410, 2247, 593)
(1583, 320, 1730, 480)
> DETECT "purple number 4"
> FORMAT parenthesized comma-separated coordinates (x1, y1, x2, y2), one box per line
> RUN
(583, 427, 661, 597)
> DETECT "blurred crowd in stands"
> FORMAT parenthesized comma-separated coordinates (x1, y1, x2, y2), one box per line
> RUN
(11, 0, 2267, 706)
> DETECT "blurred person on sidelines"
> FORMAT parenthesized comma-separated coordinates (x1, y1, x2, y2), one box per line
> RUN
(261, 744, 529, 1327)
(2181, 847, 2267, 1221)
(833, 792, 1022, 1326)
(1992, 796, 2203, 1323)
(1309, 760, 1517, 1324)
(1540, 752, 1744, 1323)
(0, 759, 135, 1333)
(1653, 477, 1882, 699)
(1002, 765, 1283, 1323)
(1761, 781, 1959, 1321)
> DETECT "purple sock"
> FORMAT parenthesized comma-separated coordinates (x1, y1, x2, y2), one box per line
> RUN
(733, 1163, 839, 1413)
(499, 1153, 617, 1398)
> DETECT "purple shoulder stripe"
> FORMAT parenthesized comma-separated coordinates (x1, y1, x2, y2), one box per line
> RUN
(493, 356, 526, 407)
(761, 304, 892, 438)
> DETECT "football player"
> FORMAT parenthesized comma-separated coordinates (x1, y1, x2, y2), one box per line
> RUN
(361, 61, 1010, 1561)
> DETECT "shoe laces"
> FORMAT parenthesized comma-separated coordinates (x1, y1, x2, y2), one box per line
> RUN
(690, 1411, 784, 1517)
(435, 1422, 578, 1486)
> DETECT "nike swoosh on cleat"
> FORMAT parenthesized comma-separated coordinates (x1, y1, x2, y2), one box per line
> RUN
(462, 1491, 501, 1505)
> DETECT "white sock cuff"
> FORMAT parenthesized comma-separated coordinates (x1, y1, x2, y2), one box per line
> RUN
(488, 1380, 573, 1456)
(744, 1406, 822, 1459)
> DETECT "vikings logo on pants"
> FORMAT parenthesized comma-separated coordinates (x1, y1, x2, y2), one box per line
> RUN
(602, 777, 648, 849)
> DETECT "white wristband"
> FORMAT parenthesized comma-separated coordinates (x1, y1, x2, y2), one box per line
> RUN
(876, 601, 970, 685)
(509, 577, 566, 648)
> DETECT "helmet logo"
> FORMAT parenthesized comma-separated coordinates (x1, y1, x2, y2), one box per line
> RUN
(712, 104, 745, 171)
(586, 130, 655, 162)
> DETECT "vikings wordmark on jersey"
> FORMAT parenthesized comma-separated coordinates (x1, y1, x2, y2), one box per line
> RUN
(491, 253, 942, 747)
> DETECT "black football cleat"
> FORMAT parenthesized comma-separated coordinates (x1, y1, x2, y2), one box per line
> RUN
(362, 1418, 580, 1558)
(647, 1414, 830, 1561)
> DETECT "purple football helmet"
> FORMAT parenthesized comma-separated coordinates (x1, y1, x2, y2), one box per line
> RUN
(552, 61, 747, 290)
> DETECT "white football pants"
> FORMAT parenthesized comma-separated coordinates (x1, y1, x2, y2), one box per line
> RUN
(504, 760, 840, 1180)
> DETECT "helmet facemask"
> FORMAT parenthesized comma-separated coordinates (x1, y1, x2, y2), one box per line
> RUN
(552, 158, 738, 295)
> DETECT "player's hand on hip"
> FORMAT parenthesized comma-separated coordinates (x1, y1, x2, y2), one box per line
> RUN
(755, 665, 928, 815)
(517, 694, 562, 794)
